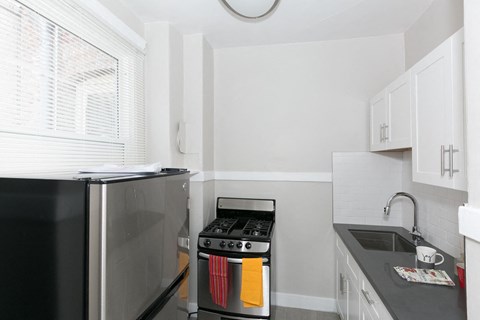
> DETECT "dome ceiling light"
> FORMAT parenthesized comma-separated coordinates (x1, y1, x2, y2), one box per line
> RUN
(219, 0, 280, 20)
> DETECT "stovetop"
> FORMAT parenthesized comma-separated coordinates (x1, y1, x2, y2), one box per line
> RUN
(200, 217, 273, 239)
(198, 197, 275, 254)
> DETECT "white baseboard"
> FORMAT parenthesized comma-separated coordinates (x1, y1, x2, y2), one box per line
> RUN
(188, 302, 198, 313)
(272, 292, 337, 313)
(188, 293, 337, 314)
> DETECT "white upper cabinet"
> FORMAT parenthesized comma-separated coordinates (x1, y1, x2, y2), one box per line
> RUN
(370, 92, 387, 151)
(370, 73, 412, 151)
(386, 73, 412, 149)
(411, 28, 466, 191)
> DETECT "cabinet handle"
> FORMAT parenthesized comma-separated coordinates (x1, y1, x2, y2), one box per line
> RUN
(361, 289, 375, 305)
(340, 273, 344, 294)
(448, 144, 459, 178)
(380, 124, 384, 142)
(442, 145, 459, 178)
(339, 273, 348, 295)
(441, 145, 446, 177)
(384, 124, 389, 141)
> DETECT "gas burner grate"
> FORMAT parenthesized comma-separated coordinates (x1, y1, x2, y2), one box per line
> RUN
(242, 219, 273, 237)
(204, 218, 238, 235)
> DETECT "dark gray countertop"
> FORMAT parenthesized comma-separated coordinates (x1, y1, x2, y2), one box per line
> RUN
(334, 224, 467, 320)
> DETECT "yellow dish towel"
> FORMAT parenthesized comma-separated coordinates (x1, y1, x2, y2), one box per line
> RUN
(178, 251, 189, 301)
(240, 258, 263, 308)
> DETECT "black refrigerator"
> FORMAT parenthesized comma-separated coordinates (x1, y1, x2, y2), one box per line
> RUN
(0, 171, 190, 320)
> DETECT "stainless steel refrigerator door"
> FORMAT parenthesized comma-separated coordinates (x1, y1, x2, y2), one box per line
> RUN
(89, 174, 189, 320)
(197, 255, 270, 317)
(151, 274, 189, 320)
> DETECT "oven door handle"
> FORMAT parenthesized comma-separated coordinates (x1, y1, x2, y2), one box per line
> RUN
(198, 252, 269, 264)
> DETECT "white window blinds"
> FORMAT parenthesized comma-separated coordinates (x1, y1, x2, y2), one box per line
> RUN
(0, 0, 145, 175)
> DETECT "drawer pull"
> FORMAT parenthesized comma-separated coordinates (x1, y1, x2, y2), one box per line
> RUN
(362, 289, 375, 305)
(339, 273, 348, 295)
(448, 144, 459, 178)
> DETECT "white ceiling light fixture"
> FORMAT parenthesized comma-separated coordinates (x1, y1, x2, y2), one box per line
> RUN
(220, 0, 280, 20)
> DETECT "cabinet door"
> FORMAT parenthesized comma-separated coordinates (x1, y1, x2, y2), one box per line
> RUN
(347, 274, 360, 320)
(411, 37, 453, 188)
(450, 30, 467, 191)
(370, 91, 387, 151)
(386, 72, 411, 149)
(411, 29, 466, 191)
(360, 300, 375, 320)
(336, 238, 348, 319)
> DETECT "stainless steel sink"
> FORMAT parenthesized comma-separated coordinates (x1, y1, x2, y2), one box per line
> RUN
(349, 230, 416, 253)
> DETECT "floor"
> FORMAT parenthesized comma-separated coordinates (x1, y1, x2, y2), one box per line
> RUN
(190, 306, 340, 320)
(272, 306, 340, 320)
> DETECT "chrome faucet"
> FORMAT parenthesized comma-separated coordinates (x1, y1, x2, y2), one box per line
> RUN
(384, 192, 423, 245)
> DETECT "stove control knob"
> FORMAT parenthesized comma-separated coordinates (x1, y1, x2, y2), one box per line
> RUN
(236, 242, 243, 249)
(228, 241, 235, 249)
(245, 242, 252, 250)
(203, 239, 211, 248)
(219, 241, 226, 248)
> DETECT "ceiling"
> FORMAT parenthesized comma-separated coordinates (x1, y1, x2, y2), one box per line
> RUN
(120, 0, 435, 48)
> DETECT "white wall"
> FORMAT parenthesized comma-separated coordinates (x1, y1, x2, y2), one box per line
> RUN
(214, 35, 405, 306)
(97, 0, 144, 38)
(144, 23, 185, 167)
(169, 27, 186, 167)
(183, 35, 215, 171)
(215, 35, 405, 173)
(203, 40, 215, 171)
(404, 0, 463, 69)
(463, 1, 480, 318)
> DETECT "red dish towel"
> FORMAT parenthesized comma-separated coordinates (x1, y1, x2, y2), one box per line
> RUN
(209, 255, 229, 308)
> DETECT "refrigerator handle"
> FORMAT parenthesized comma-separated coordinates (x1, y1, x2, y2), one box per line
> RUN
(178, 236, 190, 250)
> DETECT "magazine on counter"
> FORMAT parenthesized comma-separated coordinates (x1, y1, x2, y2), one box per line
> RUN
(394, 266, 455, 287)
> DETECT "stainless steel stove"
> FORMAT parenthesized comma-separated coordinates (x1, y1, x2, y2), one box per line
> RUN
(197, 197, 275, 320)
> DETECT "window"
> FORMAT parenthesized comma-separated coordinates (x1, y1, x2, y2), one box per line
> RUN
(0, 0, 145, 174)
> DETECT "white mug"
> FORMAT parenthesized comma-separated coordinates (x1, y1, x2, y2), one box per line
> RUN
(416, 246, 444, 266)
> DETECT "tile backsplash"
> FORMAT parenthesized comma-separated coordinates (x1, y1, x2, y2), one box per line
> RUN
(332, 151, 467, 258)
(402, 151, 467, 258)
(333, 152, 405, 226)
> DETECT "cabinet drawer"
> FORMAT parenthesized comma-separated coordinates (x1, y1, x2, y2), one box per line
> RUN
(360, 277, 393, 320)
(346, 252, 360, 290)
(336, 235, 347, 257)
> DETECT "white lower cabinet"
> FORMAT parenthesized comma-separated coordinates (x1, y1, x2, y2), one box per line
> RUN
(335, 234, 393, 320)
(360, 299, 375, 320)
(336, 234, 348, 320)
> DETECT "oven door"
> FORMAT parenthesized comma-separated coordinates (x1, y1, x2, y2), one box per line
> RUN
(197, 252, 270, 317)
